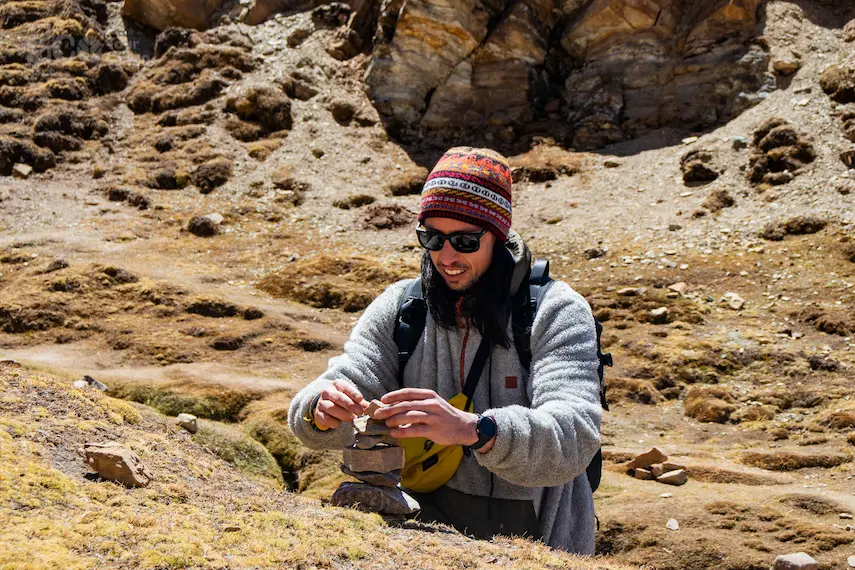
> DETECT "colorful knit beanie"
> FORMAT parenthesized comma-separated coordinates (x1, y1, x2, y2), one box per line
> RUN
(418, 147, 513, 242)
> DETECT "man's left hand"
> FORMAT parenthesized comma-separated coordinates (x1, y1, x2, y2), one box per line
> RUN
(376, 389, 492, 450)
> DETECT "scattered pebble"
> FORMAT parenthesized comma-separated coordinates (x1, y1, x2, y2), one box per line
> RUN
(666, 518, 679, 531)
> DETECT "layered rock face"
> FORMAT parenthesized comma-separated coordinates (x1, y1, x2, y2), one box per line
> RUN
(365, 0, 772, 149)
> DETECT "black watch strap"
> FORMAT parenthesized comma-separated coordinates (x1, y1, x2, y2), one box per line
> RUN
(467, 414, 496, 452)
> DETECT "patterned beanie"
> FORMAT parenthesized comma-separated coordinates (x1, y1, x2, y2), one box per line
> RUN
(418, 147, 513, 242)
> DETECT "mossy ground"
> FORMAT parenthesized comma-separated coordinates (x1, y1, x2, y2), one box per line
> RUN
(0, 364, 636, 570)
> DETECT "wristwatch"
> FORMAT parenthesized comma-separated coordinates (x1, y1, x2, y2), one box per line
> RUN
(466, 414, 496, 452)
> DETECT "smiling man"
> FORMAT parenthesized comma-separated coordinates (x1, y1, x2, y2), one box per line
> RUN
(288, 147, 602, 553)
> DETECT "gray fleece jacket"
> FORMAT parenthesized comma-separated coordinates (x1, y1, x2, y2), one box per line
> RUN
(287, 232, 602, 554)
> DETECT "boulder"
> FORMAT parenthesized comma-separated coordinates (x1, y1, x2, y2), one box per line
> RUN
(176, 413, 198, 434)
(82, 375, 108, 392)
(658, 469, 688, 486)
(343, 445, 405, 473)
(650, 307, 669, 325)
(331, 482, 419, 515)
(771, 553, 818, 570)
(84, 442, 153, 488)
(122, 0, 228, 31)
(627, 448, 668, 471)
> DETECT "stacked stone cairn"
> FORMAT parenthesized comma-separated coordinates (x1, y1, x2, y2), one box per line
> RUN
(626, 447, 689, 486)
(331, 400, 420, 515)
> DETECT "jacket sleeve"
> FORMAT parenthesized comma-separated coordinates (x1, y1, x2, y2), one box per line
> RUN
(475, 281, 602, 487)
(287, 280, 410, 449)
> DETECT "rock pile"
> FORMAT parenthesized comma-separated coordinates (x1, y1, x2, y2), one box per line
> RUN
(331, 400, 419, 516)
(626, 448, 688, 486)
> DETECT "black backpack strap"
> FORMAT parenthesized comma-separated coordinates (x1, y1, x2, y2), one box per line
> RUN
(512, 259, 553, 373)
(462, 338, 491, 411)
(594, 319, 612, 412)
(393, 278, 427, 387)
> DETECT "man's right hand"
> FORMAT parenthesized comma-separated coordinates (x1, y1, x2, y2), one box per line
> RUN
(313, 379, 368, 429)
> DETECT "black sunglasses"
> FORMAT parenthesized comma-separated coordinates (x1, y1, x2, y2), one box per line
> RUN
(416, 227, 488, 253)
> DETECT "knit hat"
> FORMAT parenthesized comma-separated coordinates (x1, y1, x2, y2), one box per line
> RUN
(418, 147, 513, 242)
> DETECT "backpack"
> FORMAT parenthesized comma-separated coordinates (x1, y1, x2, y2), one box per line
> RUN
(393, 258, 612, 493)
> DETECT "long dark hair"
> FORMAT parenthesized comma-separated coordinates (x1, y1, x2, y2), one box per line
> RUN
(421, 240, 515, 348)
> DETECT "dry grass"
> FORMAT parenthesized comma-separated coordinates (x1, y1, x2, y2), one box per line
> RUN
(0, 364, 638, 570)
(739, 451, 851, 471)
(258, 255, 416, 311)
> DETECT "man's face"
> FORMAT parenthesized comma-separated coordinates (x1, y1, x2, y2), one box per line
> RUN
(424, 217, 495, 292)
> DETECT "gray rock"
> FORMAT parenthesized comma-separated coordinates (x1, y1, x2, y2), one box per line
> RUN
(354, 433, 398, 449)
(340, 465, 401, 487)
(771, 552, 818, 570)
(650, 307, 669, 324)
(176, 413, 198, 434)
(331, 482, 419, 515)
(84, 442, 152, 488)
(343, 445, 405, 473)
(83, 375, 108, 392)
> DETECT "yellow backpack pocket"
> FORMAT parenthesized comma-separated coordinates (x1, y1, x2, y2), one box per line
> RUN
(400, 392, 471, 493)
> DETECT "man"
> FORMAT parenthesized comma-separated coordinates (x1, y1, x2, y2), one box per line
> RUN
(288, 147, 602, 553)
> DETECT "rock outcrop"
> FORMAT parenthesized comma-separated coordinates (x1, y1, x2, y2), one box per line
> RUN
(122, 0, 228, 31)
(365, 0, 772, 148)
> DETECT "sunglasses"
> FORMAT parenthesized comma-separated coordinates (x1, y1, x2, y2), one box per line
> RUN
(416, 227, 488, 253)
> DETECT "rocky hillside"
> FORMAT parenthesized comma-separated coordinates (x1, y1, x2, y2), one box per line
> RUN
(1, 0, 855, 568)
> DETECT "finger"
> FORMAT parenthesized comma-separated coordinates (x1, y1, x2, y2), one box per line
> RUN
(380, 388, 438, 405)
(317, 398, 356, 423)
(388, 424, 432, 439)
(324, 388, 363, 416)
(332, 380, 367, 413)
(373, 399, 441, 420)
(384, 410, 432, 427)
(315, 408, 341, 429)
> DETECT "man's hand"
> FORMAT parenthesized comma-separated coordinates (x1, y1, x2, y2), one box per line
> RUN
(313, 379, 368, 429)
(375, 388, 489, 449)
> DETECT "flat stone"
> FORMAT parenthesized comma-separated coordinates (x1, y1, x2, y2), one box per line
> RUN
(840, 513, 853, 519)
(848, 555, 855, 568)
(635, 468, 655, 480)
(658, 469, 688, 486)
(176, 413, 198, 434)
(668, 282, 689, 295)
(354, 415, 390, 436)
(73, 379, 88, 389)
(354, 433, 398, 449)
(617, 287, 641, 296)
(771, 552, 818, 570)
(365, 399, 384, 419)
(343, 445, 404, 473)
(666, 518, 679, 531)
(661, 461, 687, 472)
(627, 448, 668, 470)
(12, 163, 32, 179)
(84, 442, 152, 488)
(331, 482, 419, 515)
(340, 465, 401, 487)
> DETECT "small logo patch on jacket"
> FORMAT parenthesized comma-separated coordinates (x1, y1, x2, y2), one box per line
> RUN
(505, 376, 517, 389)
